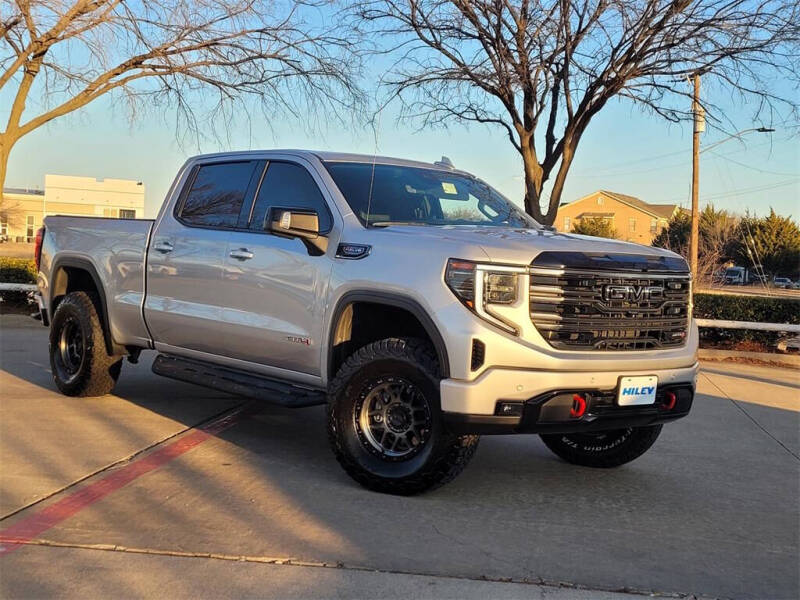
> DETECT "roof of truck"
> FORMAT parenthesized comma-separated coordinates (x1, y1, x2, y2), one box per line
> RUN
(187, 149, 460, 172)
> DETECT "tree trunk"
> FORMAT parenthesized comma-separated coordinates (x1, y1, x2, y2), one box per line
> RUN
(521, 138, 546, 223)
(0, 133, 13, 213)
(545, 144, 576, 226)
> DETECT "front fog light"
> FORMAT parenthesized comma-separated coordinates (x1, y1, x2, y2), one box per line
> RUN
(485, 272, 517, 304)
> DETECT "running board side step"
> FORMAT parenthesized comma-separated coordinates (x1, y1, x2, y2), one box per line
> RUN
(152, 354, 326, 408)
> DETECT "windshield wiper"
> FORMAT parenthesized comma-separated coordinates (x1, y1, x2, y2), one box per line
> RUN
(369, 221, 432, 228)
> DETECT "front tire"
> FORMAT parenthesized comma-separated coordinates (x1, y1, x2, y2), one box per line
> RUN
(540, 425, 662, 468)
(327, 338, 479, 495)
(49, 291, 122, 397)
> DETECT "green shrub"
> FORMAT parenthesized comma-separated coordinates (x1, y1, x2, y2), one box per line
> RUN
(694, 292, 800, 345)
(0, 258, 36, 312)
(0, 258, 37, 284)
(571, 217, 618, 239)
(0, 258, 36, 284)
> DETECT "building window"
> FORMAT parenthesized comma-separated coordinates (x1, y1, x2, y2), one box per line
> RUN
(650, 218, 658, 233)
(119, 209, 136, 219)
(597, 196, 604, 205)
(0, 213, 7, 237)
(26, 215, 35, 240)
(102, 208, 118, 218)
(629, 218, 636, 232)
(563, 216, 571, 230)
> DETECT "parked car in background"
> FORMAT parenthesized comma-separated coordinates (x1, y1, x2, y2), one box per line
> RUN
(773, 277, 794, 289)
(724, 266, 750, 285)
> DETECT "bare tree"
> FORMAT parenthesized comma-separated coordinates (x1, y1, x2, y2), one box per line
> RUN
(0, 0, 360, 206)
(653, 205, 739, 285)
(353, 0, 800, 224)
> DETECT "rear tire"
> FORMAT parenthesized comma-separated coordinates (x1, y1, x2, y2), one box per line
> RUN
(539, 425, 662, 468)
(327, 338, 479, 495)
(49, 291, 122, 397)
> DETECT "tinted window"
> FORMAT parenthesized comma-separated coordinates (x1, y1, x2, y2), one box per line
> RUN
(180, 161, 257, 228)
(250, 162, 331, 232)
(324, 162, 536, 228)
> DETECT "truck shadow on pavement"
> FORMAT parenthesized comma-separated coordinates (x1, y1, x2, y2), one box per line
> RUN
(1, 324, 798, 600)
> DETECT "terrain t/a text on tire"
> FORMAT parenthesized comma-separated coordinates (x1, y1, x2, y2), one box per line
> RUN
(34, 149, 699, 494)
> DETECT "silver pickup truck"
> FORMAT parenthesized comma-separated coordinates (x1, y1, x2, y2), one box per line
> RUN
(35, 150, 698, 494)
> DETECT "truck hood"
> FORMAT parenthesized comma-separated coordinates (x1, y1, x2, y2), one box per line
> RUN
(371, 225, 679, 265)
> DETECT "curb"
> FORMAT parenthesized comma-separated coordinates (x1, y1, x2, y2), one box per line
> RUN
(699, 348, 800, 369)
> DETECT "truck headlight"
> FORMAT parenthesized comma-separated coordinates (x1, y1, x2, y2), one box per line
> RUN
(485, 272, 517, 304)
(445, 259, 526, 335)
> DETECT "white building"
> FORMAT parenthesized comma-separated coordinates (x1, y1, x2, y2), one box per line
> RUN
(1, 175, 144, 242)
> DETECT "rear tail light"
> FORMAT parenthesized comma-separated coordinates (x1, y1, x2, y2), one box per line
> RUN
(34, 226, 45, 272)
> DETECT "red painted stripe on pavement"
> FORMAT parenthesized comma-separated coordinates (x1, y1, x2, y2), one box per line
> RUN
(0, 409, 245, 556)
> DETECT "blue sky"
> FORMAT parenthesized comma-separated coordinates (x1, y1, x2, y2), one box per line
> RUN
(5, 54, 799, 221)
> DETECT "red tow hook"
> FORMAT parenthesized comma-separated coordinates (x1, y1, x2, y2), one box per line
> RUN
(570, 394, 587, 418)
(662, 391, 677, 411)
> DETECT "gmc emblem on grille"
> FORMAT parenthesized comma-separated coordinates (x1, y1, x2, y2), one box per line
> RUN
(603, 284, 664, 302)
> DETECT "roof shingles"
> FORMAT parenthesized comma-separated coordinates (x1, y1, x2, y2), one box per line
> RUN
(598, 190, 678, 219)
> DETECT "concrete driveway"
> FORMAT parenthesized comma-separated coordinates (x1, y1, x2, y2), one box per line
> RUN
(1, 315, 798, 599)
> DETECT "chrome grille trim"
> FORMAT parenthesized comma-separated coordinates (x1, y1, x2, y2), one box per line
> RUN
(529, 267, 691, 351)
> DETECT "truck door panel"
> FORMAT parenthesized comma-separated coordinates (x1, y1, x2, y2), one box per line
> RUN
(220, 160, 334, 375)
(145, 160, 261, 353)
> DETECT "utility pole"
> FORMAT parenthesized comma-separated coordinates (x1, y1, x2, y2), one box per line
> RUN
(689, 72, 703, 282)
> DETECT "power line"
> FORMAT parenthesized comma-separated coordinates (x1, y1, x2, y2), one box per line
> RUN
(570, 136, 791, 179)
(708, 151, 800, 177)
(665, 179, 798, 203)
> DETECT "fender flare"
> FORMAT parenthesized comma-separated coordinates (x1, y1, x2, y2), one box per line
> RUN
(327, 290, 450, 380)
(49, 256, 118, 356)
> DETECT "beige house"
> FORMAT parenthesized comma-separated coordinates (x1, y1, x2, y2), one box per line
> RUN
(1, 175, 144, 242)
(555, 190, 680, 245)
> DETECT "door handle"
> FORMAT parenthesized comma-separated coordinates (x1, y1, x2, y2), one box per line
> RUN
(153, 241, 174, 254)
(229, 248, 254, 261)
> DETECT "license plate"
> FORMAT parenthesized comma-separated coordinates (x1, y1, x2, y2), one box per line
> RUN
(617, 376, 658, 406)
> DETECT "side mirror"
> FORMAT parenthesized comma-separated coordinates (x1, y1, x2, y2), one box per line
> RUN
(267, 208, 327, 255)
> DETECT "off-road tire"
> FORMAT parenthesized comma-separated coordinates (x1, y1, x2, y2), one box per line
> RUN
(540, 425, 662, 468)
(327, 338, 479, 495)
(49, 291, 122, 396)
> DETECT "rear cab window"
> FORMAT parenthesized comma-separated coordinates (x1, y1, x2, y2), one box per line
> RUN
(178, 161, 260, 228)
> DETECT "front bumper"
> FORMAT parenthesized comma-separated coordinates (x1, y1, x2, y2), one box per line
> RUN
(440, 362, 698, 435)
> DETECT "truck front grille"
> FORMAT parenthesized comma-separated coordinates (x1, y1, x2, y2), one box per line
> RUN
(529, 267, 690, 351)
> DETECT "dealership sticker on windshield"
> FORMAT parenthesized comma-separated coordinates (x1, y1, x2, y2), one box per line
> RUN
(441, 182, 457, 194)
(617, 375, 658, 406)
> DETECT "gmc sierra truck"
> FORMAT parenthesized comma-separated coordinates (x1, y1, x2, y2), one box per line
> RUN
(35, 150, 698, 495)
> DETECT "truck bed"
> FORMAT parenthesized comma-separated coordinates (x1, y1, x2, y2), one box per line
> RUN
(40, 215, 155, 349)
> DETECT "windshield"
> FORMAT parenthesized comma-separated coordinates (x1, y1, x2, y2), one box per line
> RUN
(324, 162, 538, 229)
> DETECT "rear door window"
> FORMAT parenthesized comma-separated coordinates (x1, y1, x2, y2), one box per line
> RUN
(180, 161, 259, 228)
(249, 162, 332, 232)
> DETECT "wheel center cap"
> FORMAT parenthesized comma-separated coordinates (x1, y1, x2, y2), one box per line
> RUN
(386, 404, 411, 432)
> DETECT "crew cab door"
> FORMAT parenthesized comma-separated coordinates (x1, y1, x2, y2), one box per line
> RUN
(219, 159, 334, 377)
(145, 160, 262, 354)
